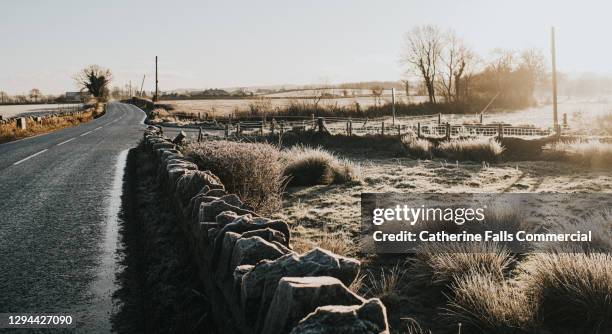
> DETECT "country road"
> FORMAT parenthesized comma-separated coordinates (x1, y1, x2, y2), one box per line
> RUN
(0, 102, 146, 332)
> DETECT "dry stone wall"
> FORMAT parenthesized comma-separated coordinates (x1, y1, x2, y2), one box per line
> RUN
(142, 126, 389, 334)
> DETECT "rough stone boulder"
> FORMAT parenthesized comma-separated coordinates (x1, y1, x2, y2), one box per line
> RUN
(172, 130, 187, 144)
(261, 276, 365, 334)
(242, 228, 287, 246)
(152, 142, 176, 154)
(175, 170, 224, 205)
(166, 161, 198, 173)
(160, 149, 182, 161)
(203, 188, 227, 198)
(167, 167, 189, 188)
(198, 199, 256, 223)
(186, 186, 228, 219)
(211, 215, 289, 271)
(289, 299, 389, 334)
(240, 248, 360, 327)
(215, 211, 240, 226)
(233, 264, 254, 295)
(216, 232, 242, 280)
(229, 236, 291, 275)
(189, 195, 219, 219)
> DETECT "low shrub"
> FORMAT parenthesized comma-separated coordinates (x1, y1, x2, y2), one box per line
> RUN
(402, 136, 433, 159)
(444, 270, 533, 333)
(518, 252, 612, 331)
(409, 242, 514, 289)
(185, 141, 285, 214)
(547, 140, 612, 167)
(363, 264, 406, 300)
(436, 137, 504, 162)
(281, 146, 359, 186)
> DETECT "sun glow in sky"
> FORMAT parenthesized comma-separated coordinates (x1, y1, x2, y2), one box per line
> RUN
(1, 0, 611, 94)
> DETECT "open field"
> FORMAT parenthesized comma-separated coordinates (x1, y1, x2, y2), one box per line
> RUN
(162, 94, 429, 117)
(179, 133, 612, 333)
(272, 151, 612, 333)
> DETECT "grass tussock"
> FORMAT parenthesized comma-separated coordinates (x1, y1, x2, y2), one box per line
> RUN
(185, 140, 285, 214)
(363, 264, 406, 300)
(402, 136, 433, 159)
(0, 108, 99, 143)
(281, 145, 360, 186)
(518, 252, 612, 331)
(436, 137, 504, 162)
(547, 140, 612, 167)
(148, 108, 176, 124)
(445, 270, 533, 333)
(409, 242, 514, 289)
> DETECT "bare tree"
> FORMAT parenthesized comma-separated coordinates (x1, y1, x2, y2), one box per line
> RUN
(29, 89, 41, 103)
(371, 85, 384, 106)
(519, 48, 546, 88)
(401, 25, 443, 103)
(74, 65, 113, 101)
(0, 91, 8, 104)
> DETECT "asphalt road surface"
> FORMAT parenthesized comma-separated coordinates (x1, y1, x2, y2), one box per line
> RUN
(0, 102, 145, 332)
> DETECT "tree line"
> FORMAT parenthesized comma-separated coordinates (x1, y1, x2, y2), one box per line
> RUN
(401, 25, 547, 110)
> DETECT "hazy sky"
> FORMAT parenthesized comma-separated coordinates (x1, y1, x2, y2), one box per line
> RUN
(1, 0, 610, 94)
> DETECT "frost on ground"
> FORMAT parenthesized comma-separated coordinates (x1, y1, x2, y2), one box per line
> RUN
(271, 152, 612, 332)
(274, 155, 612, 253)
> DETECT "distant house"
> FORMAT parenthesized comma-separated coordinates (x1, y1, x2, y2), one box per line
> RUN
(64, 92, 90, 103)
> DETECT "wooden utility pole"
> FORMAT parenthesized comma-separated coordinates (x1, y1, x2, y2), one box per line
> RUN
(154, 56, 159, 102)
(551, 27, 559, 131)
(140, 74, 146, 96)
(391, 88, 396, 126)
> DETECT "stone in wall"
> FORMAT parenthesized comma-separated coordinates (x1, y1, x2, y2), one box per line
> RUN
(211, 215, 290, 272)
(240, 248, 360, 328)
(230, 236, 291, 274)
(289, 298, 389, 334)
(241, 228, 287, 246)
(175, 170, 224, 205)
(198, 199, 256, 223)
(261, 276, 365, 334)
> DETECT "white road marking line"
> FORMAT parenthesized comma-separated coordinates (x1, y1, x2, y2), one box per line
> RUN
(56, 137, 76, 146)
(13, 149, 48, 165)
(95, 126, 103, 130)
(80, 131, 92, 137)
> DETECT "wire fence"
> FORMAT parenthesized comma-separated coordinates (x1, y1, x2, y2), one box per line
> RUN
(221, 114, 556, 139)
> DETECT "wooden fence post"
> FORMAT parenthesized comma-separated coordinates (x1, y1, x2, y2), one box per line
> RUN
(381, 121, 385, 135)
(498, 123, 504, 138)
(225, 123, 229, 138)
(271, 119, 276, 134)
(349, 120, 353, 136)
(16, 117, 27, 130)
(438, 113, 441, 125)
(198, 127, 203, 142)
(562, 113, 567, 128)
(417, 122, 421, 138)
(479, 113, 483, 124)
(280, 122, 284, 136)
(445, 122, 451, 140)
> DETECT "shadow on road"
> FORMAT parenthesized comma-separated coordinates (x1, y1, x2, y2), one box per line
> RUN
(111, 146, 213, 333)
